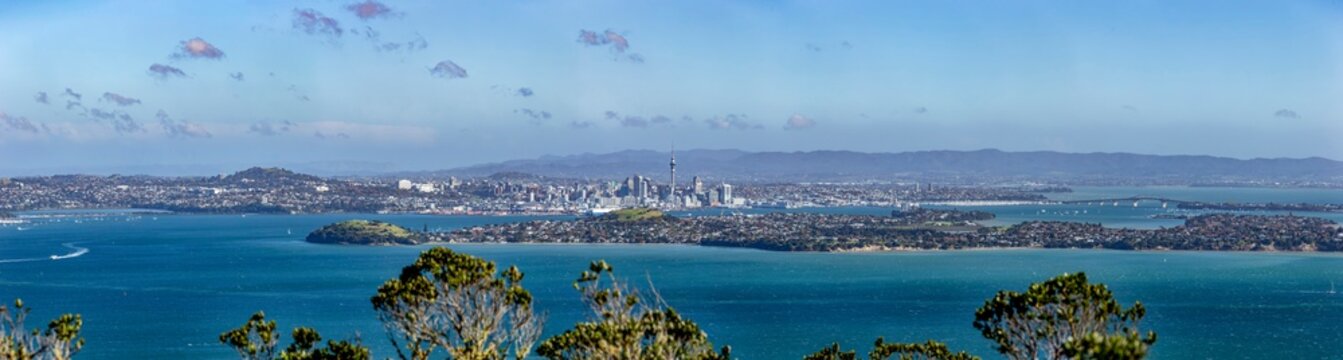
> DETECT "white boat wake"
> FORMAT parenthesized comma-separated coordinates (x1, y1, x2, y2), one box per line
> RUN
(0, 243, 88, 263)
(50, 243, 89, 260)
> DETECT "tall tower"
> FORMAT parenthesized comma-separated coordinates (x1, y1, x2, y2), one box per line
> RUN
(668, 146, 677, 201)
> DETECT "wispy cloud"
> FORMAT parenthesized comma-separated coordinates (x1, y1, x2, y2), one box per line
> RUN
(516, 87, 534, 97)
(108, 112, 144, 134)
(704, 114, 760, 130)
(516, 108, 552, 122)
(0, 112, 42, 134)
(157, 110, 211, 138)
(784, 114, 816, 130)
(248, 120, 296, 136)
(1121, 105, 1138, 112)
(346, 1, 396, 20)
(173, 37, 225, 59)
(806, 41, 852, 52)
(63, 88, 82, 101)
(34, 92, 48, 104)
(912, 106, 928, 114)
(429, 60, 467, 79)
(604, 111, 650, 128)
(229, 72, 245, 81)
(88, 108, 117, 120)
(1274, 109, 1300, 119)
(293, 9, 343, 37)
(101, 92, 141, 106)
(148, 64, 188, 79)
(306, 121, 434, 143)
(314, 131, 351, 140)
(577, 29, 644, 62)
(375, 33, 428, 52)
(569, 121, 594, 129)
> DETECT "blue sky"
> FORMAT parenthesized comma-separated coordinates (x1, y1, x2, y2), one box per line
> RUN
(1, 0, 1341, 174)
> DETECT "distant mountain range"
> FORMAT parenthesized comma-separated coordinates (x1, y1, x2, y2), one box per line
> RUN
(409, 149, 1343, 183)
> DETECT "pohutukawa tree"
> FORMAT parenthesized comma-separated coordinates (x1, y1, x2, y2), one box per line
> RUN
(370, 247, 542, 360)
(0, 299, 84, 360)
(535, 260, 731, 360)
(972, 272, 1155, 360)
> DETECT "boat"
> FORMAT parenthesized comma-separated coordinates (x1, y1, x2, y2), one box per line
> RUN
(1330, 281, 1337, 295)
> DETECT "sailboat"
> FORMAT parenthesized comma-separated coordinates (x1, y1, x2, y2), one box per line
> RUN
(1329, 281, 1337, 295)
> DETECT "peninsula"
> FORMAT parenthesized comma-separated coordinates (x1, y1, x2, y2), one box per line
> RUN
(306, 208, 1343, 252)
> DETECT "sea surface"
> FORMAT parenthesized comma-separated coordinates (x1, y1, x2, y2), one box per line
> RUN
(3, 186, 1343, 359)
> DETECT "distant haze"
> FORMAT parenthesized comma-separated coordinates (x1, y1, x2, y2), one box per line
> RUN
(1, 1, 1341, 173)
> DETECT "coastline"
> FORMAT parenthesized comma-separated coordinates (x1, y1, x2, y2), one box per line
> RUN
(423, 240, 1343, 255)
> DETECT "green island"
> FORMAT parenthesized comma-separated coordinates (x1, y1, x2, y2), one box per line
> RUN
(304, 220, 424, 245)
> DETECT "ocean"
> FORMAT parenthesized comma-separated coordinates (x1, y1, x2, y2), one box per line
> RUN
(2, 186, 1343, 359)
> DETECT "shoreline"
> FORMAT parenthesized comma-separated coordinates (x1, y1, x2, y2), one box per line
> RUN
(421, 240, 1343, 255)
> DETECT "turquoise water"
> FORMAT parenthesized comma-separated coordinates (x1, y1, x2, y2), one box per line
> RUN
(3, 186, 1343, 359)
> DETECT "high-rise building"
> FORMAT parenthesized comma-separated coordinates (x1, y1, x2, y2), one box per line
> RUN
(692, 176, 703, 194)
(720, 183, 733, 204)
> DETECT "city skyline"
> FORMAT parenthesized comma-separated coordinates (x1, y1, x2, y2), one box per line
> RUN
(1, 0, 1342, 174)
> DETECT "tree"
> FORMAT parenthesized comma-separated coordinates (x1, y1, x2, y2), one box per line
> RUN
(972, 272, 1155, 360)
(0, 299, 84, 360)
(869, 338, 979, 360)
(219, 312, 279, 360)
(535, 260, 731, 360)
(370, 247, 542, 360)
(803, 343, 855, 360)
(1060, 332, 1151, 360)
(803, 338, 978, 360)
(218, 311, 370, 360)
(277, 327, 371, 360)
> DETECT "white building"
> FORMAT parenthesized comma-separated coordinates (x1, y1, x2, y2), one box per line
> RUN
(396, 179, 413, 190)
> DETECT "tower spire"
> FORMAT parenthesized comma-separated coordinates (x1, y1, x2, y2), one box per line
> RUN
(668, 144, 677, 203)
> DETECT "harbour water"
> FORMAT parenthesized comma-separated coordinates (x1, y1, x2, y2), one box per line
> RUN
(2, 186, 1343, 359)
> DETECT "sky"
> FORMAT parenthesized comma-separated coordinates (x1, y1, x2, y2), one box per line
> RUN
(1, 0, 1342, 175)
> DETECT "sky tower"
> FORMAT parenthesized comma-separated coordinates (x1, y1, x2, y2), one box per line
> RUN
(668, 146, 677, 202)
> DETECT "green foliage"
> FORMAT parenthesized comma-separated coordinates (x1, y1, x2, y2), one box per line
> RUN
(804, 338, 979, 360)
(869, 338, 979, 360)
(535, 260, 731, 360)
(0, 299, 84, 360)
(1060, 332, 1152, 360)
(219, 312, 280, 360)
(370, 247, 541, 360)
(972, 272, 1155, 360)
(803, 343, 856, 360)
(306, 220, 420, 245)
(277, 327, 371, 360)
(219, 311, 369, 360)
